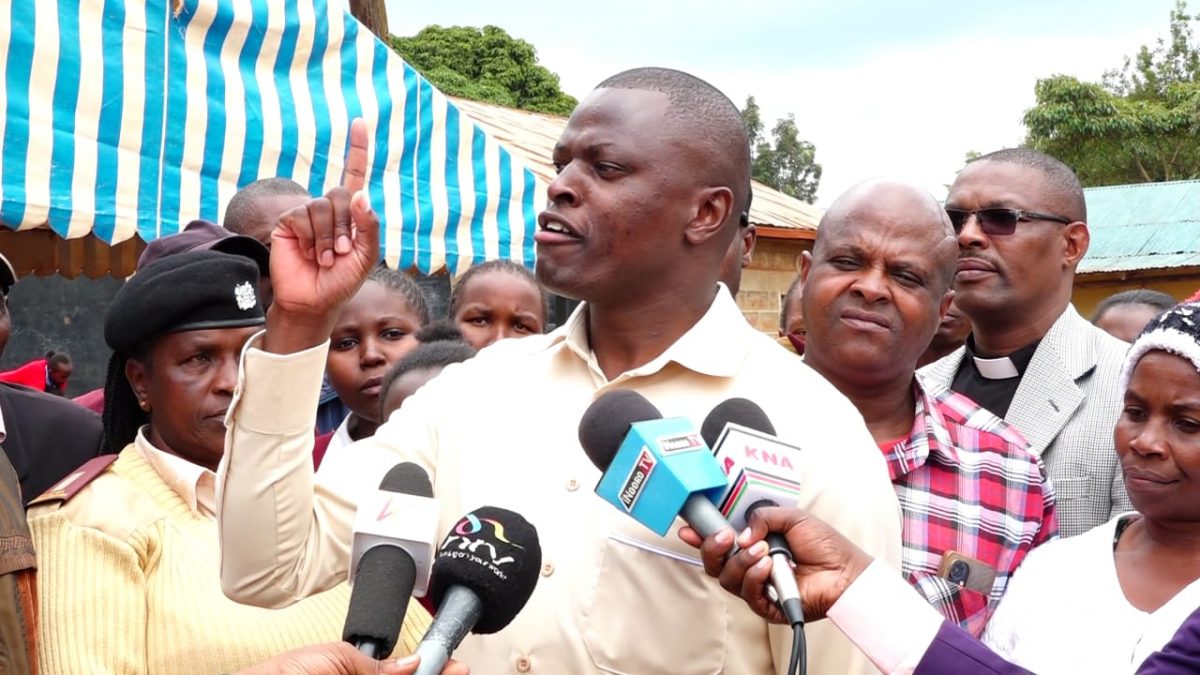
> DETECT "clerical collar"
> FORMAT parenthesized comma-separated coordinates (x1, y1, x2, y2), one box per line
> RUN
(965, 337, 1041, 381)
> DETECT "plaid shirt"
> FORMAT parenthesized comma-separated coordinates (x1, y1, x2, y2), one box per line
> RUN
(880, 381, 1058, 638)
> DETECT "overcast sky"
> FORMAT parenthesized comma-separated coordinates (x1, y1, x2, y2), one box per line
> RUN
(381, 0, 1181, 206)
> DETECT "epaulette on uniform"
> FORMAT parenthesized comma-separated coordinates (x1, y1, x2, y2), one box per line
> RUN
(27, 455, 118, 507)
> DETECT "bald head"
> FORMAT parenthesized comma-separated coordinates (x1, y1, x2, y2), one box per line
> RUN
(817, 180, 958, 292)
(597, 68, 752, 223)
(800, 179, 961, 393)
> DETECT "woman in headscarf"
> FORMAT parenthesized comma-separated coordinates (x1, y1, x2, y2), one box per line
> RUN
(982, 300, 1200, 674)
(28, 251, 429, 674)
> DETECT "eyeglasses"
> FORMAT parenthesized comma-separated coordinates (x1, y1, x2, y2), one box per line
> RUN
(945, 208, 1073, 236)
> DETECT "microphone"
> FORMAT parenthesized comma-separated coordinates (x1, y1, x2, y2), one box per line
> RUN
(578, 389, 731, 537)
(702, 398, 805, 627)
(343, 462, 440, 657)
(413, 506, 542, 675)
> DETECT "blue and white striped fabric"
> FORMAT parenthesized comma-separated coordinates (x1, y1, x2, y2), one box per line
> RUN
(0, 0, 543, 274)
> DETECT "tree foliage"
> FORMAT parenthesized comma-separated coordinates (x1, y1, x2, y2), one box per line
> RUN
(1023, 1, 1200, 186)
(391, 25, 578, 116)
(741, 96, 822, 204)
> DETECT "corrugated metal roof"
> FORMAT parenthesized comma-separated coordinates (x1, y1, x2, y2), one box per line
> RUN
(451, 98, 823, 232)
(1080, 180, 1200, 274)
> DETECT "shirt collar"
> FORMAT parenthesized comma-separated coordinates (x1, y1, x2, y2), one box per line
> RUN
(331, 414, 355, 450)
(134, 427, 217, 517)
(880, 380, 960, 480)
(550, 285, 751, 385)
(963, 336, 1041, 381)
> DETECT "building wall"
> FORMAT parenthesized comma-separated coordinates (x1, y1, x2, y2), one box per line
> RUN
(1073, 272, 1200, 319)
(735, 237, 811, 333)
(1, 274, 124, 396)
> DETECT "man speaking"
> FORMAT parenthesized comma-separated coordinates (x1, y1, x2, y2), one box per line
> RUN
(217, 68, 900, 673)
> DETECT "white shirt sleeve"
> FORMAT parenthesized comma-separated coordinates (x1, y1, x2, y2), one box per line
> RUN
(826, 559, 945, 675)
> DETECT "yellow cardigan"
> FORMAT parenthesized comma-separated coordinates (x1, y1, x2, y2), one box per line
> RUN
(28, 446, 430, 674)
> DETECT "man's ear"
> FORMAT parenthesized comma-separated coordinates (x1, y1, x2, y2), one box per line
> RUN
(125, 357, 151, 408)
(799, 250, 813, 284)
(1063, 221, 1090, 269)
(684, 187, 735, 246)
(938, 288, 955, 321)
(740, 224, 758, 268)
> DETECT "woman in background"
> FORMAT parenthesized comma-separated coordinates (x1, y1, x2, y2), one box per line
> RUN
(28, 252, 429, 674)
(448, 260, 548, 350)
(1091, 289, 1178, 343)
(315, 266, 429, 468)
(983, 300, 1200, 674)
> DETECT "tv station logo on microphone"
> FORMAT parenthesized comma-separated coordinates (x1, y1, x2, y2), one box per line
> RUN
(618, 449, 656, 511)
(440, 514, 521, 579)
(658, 432, 704, 454)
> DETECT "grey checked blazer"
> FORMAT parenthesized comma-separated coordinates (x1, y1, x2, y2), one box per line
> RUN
(919, 305, 1134, 537)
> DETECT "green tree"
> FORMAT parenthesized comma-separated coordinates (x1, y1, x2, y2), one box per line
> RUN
(1023, 1, 1200, 186)
(741, 96, 822, 203)
(391, 25, 577, 116)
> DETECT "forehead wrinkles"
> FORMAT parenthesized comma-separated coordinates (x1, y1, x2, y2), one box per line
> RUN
(820, 204, 947, 258)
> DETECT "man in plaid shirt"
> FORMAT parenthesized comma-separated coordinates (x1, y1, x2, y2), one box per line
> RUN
(799, 180, 1057, 637)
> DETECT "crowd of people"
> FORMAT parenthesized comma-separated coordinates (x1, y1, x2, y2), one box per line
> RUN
(0, 64, 1196, 675)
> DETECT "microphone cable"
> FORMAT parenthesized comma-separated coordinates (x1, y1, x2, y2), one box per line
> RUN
(766, 558, 806, 675)
(788, 622, 806, 675)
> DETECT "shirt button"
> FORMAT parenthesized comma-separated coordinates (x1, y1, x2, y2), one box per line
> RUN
(541, 562, 555, 577)
(516, 656, 531, 672)
(567, 478, 580, 491)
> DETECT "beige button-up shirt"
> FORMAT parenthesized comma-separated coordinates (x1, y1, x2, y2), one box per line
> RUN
(217, 289, 902, 674)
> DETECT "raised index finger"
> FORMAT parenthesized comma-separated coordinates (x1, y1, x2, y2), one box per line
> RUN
(341, 118, 369, 194)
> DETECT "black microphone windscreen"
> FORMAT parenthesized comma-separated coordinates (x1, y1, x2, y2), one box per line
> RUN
(700, 398, 776, 447)
(577, 389, 662, 471)
(342, 545, 418, 656)
(428, 506, 542, 634)
(379, 461, 434, 497)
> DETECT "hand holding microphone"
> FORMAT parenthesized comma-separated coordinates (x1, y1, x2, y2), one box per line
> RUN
(700, 398, 806, 628)
(680, 507, 873, 624)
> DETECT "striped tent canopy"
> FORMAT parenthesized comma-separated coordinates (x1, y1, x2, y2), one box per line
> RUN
(0, 0, 543, 276)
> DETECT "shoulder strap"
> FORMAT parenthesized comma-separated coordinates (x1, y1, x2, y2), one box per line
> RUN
(28, 454, 118, 507)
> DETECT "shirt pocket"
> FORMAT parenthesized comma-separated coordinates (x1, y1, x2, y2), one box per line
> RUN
(582, 534, 728, 674)
(911, 572, 993, 637)
(1051, 475, 1092, 501)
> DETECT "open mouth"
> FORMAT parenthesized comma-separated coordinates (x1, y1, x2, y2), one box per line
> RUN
(536, 213, 582, 243)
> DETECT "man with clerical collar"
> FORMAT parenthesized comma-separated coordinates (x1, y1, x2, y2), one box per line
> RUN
(920, 148, 1133, 536)
(800, 179, 1056, 637)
